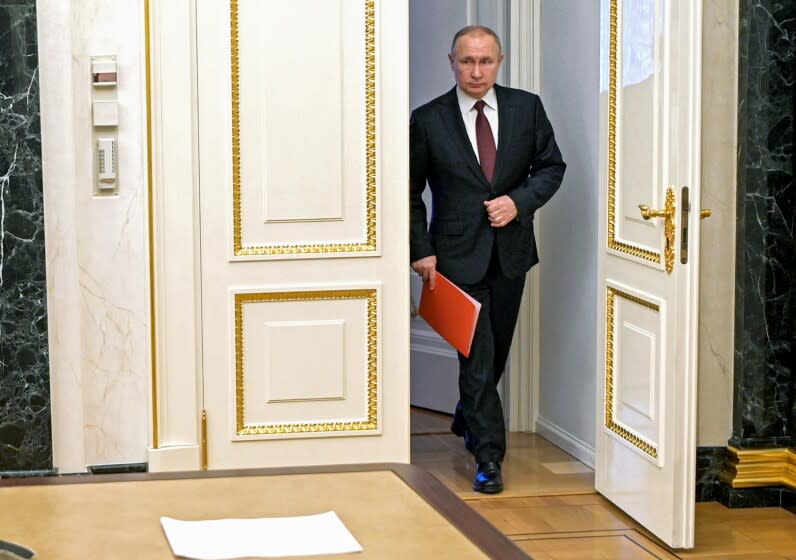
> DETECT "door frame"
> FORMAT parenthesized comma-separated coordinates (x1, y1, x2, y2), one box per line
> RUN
(506, 0, 542, 433)
(145, 0, 542, 470)
(146, 0, 204, 471)
(146, 0, 411, 471)
(407, 0, 540, 425)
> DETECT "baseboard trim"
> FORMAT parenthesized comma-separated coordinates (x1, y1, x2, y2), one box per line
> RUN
(719, 446, 796, 491)
(716, 482, 796, 509)
(0, 469, 58, 478)
(147, 445, 200, 472)
(410, 328, 458, 359)
(87, 462, 148, 475)
(535, 416, 595, 469)
(696, 446, 727, 502)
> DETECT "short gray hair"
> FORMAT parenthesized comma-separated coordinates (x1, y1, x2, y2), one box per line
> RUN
(450, 25, 503, 55)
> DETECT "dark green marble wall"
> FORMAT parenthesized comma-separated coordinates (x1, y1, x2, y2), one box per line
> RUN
(717, 0, 795, 509)
(0, 1, 52, 472)
(733, 0, 795, 451)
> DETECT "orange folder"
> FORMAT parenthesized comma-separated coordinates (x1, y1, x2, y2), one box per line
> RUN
(418, 271, 481, 357)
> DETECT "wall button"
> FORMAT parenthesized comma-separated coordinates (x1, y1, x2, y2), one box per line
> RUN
(92, 101, 119, 127)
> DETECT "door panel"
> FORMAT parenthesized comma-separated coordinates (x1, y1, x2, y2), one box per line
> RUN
(234, 0, 372, 252)
(609, 284, 662, 455)
(597, 0, 701, 548)
(231, 289, 378, 439)
(196, 0, 409, 469)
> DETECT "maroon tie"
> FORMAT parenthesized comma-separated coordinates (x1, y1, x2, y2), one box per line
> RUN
(474, 100, 496, 183)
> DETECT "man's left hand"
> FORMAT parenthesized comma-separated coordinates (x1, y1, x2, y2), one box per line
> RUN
(484, 196, 518, 228)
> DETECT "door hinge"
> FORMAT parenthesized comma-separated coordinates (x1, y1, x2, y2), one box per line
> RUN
(201, 409, 208, 471)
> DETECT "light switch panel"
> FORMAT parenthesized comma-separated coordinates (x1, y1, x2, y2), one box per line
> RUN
(93, 101, 119, 127)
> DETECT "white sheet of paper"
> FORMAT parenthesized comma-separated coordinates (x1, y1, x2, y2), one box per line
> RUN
(160, 511, 363, 559)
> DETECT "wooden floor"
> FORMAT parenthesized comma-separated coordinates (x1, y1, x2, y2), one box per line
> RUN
(410, 408, 796, 559)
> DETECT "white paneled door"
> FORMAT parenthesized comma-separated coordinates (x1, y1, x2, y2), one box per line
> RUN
(596, 0, 702, 549)
(196, 0, 409, 469)
(149, 0, 409, 470)
(196, 0, 409, 468)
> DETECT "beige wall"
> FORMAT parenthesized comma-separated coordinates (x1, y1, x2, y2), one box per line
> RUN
(40, 0, 149, 472)
(697, 0, 738, 447)
(536, 0, 600, 465)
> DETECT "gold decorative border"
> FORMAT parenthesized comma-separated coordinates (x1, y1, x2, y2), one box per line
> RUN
(662, 186, 675, 274)
(234, 289, 378, 435)
(606, 0, 661, 264)
(230, 0, 377, 256)
(144, 0, 159, 449)
(605, 286, 659, 459)
(720, 446, 796, 491)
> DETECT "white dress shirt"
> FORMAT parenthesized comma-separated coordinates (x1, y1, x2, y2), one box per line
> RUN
(455, 86, 499, 163)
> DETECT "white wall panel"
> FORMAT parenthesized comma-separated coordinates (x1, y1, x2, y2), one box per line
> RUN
(537, 0, 601, 452)
(408, 0, 467, 111)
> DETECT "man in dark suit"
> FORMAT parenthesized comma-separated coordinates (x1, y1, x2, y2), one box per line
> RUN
(410, 25, 565, 494)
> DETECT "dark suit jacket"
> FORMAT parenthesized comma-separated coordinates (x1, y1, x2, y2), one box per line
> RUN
(410, 84, 566, 284)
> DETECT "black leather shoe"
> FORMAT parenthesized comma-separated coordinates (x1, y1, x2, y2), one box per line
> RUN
(473, 461, 503, 494)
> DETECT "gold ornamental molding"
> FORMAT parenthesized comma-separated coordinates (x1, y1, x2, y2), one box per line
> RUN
(606, 0, 661, 266)
(719, 446, 796, 491)
(144, 0, 159, 449)
(605, 286, 659, 460)
(662, 186, 675, 274)
(230, 0, 377, 257)
(234, 289, 378, 436)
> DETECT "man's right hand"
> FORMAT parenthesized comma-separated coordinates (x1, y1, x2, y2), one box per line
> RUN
(411, 255, 437, 290)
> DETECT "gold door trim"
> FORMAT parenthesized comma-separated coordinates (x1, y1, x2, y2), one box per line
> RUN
(662, 186, 675, 273)
(230, 0, 377, 257)
(144, 0, 159, 449)
(234, 289, 378, 436)
(201, 410, 208, 470)
(605, 286, 659, 459)
(606, 0, 662, 265)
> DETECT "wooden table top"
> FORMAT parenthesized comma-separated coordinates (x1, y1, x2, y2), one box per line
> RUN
(0, 463, 530, 560)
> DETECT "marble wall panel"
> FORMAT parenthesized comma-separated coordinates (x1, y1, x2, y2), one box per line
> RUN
(697, 0, 738, 447)
(37, 0, 150, 471)
(695, 447, 726, 502)
(732, 0, 795, 449)
(0, 0, 51, 471)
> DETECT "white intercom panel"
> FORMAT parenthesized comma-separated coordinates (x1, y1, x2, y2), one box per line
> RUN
(90, 55, 119, 195)
(96, 138, 116, 189)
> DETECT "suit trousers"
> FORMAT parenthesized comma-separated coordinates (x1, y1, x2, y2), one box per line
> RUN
(454, 247, 526, 464)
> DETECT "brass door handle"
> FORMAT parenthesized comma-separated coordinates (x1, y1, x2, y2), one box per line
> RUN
(638, 204, 673, 220)
(637, 187, 676, 274)
(700, 209, 712, 219)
